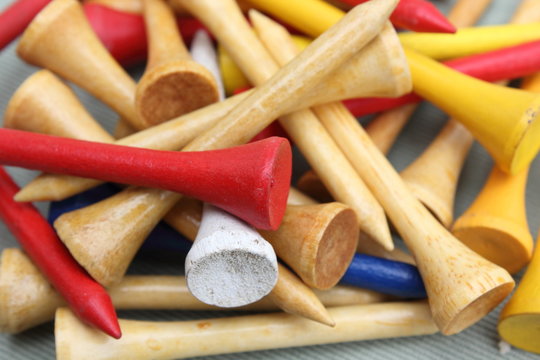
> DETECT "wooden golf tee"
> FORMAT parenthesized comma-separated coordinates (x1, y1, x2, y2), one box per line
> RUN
(13, 91, 251, 203)
(259, 203, 359, 289)
(183, 27, 278, 307)
(259, 10, 514, 335)
(175, 0, 410, 104)
(55, 301, 437, 360)
(0, 168, 121, 339)
(250, 16, 415, 265)
(401, 0, 532, 229)
(399, 120, 473, 228)
(498, 232, 540, 354)
(286, 188, 415, 264)
(14, 0, 407, 203)
(177, 0, 400, 250)
(185, 203, 278, 307)
(135, 0, 218, 126)
(0, 248, 389, 333)
(364, 0, 491, 156)
(167, 195, 359, 290)
(0, 129, 292, 231)
(165, 197, 339, 326)
(16, 0, 144, 130)
(406, 48, 540, 174)
(399, 22, 540, 60)
(298, 0, 490, 222)
(242, 0, 454, 36)
(452, 166, 533, 274)
(3, 70, 114, 142)
(51, 0, 399, 289)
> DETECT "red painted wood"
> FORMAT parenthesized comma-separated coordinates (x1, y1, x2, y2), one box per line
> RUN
(337, 0, 456, 33)
(346, 40, 540, 117)
(0, 167, 121, 338)
(0, 131, 292, 230)
(0, 0, 52, 50)
(84, 4, 209, 66)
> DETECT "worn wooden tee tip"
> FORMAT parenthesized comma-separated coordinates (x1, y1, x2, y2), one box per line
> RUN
(260, 203, 358, 290)
(135, 60, 220, 126)
(185, 205, 278, 307)
(0, 168, 121, 339)
(135, 0, 220, 127)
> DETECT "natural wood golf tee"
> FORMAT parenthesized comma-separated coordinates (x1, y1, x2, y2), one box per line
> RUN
(135, 0, 218, 126)
(176, 0, 412, 250)
(55, 302, 437, 359)
(50, 0, 399, 287)
(0, 248, 388, 333)
(258, 9, 514, 335)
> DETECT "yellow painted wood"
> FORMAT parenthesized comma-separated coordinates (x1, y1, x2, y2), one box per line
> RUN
(405, 48, 540, 174)
(400, 22, 540, 59)
(498, 232, 540, 354)
(243, 0, 344, 37)
(218, 44, 250, 95)
(453, 167, 533, 274)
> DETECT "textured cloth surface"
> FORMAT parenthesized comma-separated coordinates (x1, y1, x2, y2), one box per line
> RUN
(0, 0, 539, 359)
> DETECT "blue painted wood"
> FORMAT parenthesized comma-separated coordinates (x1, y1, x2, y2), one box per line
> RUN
(341, 253, 426, 298)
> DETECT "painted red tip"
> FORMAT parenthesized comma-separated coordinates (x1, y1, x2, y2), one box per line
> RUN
(76, 291, 122, 339)
(337, 0, 456, 34)
(343, 93, 420, 117)
(393, 0, 457, 34)
(84, 298, 122, 339)
(0, 166, 121, 339)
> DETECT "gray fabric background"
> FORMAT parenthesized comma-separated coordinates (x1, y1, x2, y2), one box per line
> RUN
(0, 0, 539, 358)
